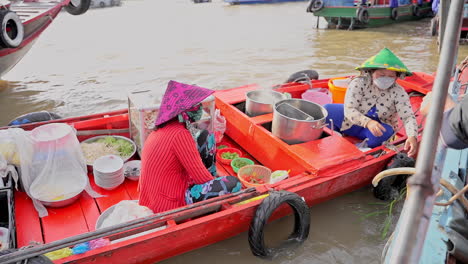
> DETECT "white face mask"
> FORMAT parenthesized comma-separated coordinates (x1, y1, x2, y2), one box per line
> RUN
(373, 77, 395, 90)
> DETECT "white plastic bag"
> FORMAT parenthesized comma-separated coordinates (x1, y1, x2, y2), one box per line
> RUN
(100, 200, 153, 229)
(0, 130, 20, 166)
(214, 109, 226, 144)
(0, 153, 18, 190)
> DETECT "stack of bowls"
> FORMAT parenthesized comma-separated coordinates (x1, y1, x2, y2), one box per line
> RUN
(93, 155, 124, 190)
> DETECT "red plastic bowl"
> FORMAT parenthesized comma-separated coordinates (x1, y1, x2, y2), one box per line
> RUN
(217, 147, 242, 165)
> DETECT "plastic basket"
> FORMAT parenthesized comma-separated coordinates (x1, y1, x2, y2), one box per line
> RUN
(0, 189, 16, 250)
(230, 157, 254, 173)
(217, 148, 242, 165)
(238, 165, 272, 188)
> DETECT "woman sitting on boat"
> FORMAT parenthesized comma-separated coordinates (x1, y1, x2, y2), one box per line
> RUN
(139, 80, 241, 213)
(324, 48, 418, 157)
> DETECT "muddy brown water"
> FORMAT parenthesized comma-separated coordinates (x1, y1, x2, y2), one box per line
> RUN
(1, 0, 467, 262)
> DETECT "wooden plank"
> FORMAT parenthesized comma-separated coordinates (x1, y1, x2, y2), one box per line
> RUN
(14, 191, 43, 247)
(79, 192, 101, 232)
(123, 180, 139, 201)
(40, 196, 90, 243)
(89, 174, 132, 213)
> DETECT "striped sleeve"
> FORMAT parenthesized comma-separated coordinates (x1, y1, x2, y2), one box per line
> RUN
(173, 129, 214, 184)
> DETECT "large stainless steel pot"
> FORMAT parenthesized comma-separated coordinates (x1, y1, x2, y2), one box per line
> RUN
(245, 90, 287, 117)
(272, 99, 328, 144)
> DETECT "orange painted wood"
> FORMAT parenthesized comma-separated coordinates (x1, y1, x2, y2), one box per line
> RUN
(89, 174, 132, 213)
(79, 192, 101, 232)
(123, 180, 139, 201)
(40, 197, 90, 243)
(14, 191, 43, 247)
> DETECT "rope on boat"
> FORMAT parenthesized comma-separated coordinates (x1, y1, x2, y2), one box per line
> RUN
(0, 188, 257, 264)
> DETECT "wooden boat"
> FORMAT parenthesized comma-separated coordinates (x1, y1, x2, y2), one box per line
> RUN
(307, 0, 433, 30)
(0, 73, 433, 263)
(430, 2, 468, 44)
(224, 0, 307, 4)
(0, 0, 90, 78)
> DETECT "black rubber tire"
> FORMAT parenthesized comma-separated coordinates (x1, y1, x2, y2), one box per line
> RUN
(391, 8, 398, 20)
(358, 9, 370, 23)
(64, 0, 91, 15)
(412, 5, 421, 17)
(99, 1, 105, 7)
(8, 111, 62, 126)
(248, 191, 310, 257)
(285, 70, 319, 83)
(0, 10, 23, 49)
(110, 0, 115, 6)
(310, 0, 324, 12)
(373, 153, 415, 201)
(0, 249, 53, 264)
(306, 0, 315, 13)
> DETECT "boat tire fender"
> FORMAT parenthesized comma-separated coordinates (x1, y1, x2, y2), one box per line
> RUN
(248, 191, 310, 257)
(8, 111, 62, 126)
(412, 5, 421, 17)
(373, 153, 415, 201)
(285, 70, 319, 83)
(0, 10, 23, 49)
(65, 0, 92, 16)
(309, 0, 324, 12)
(391, 8, 398, 20)
(358, 8, 370, 23)
(306, 0, 315, 13)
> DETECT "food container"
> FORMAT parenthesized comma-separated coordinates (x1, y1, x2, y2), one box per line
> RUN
(123, 160, 141, 181)
(238, 165, 272, 188)
(128, 89, 215, 156)
(272, 99, 328, 144)
(245, 90, 287, 117)
(230, 157, 254, 173)
(217, 147, 242, 165)
(80, 135, 137, 167)
(301, 89, 332, 106)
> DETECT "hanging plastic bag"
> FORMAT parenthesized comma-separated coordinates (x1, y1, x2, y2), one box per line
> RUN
(0, 130, 20, 166)
(214, 109, 226, 144)
(100, 200, 153, 229)
(11, 124, 101, 217)
(0, 153, 18, 190)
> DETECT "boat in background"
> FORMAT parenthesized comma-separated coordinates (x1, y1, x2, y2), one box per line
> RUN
(0, 0, 91, 78)
(430, 1, 468, 44)
(307, 0, 432, 30)
(225, 0, 307, 5)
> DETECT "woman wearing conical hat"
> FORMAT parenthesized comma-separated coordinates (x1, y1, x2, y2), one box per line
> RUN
(324, 48, 418, 157)
(139, 81, 241, 213)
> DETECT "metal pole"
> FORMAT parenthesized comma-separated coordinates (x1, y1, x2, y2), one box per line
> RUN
(388, 0, 464, 263)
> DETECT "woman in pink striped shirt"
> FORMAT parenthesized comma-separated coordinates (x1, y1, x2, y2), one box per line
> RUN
(139, 81, 241, 213)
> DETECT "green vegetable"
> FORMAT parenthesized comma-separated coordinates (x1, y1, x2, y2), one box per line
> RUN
(96, 136, 134, 157)
(232, 159, 249, 168)
(221, 152, 239, 160)
(217, 145, 228, 149)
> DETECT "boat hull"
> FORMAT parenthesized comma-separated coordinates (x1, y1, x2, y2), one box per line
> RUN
(225, 0, 307, 4)
(312, 4, 432, 29)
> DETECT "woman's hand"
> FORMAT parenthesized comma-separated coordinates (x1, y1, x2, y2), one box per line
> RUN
(366, 120, 386, 137)
(404, 136, 418, 158)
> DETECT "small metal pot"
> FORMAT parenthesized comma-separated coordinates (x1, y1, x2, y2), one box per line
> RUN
(272, 99, 328, 144)
(245, 90, 287, 117)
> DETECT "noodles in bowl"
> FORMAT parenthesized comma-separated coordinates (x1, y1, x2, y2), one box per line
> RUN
(80, 136, 136, 166)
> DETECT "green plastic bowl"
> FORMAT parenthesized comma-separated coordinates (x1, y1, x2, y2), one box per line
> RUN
(231, 157, 254, 173)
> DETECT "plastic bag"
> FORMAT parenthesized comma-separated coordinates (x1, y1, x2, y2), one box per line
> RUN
(11, 124, 101, 217)
(0, 130, 20, 166)
(100, 200, 153, 229)
(0, 153, 18, 190)
(270, 170, 289, 184)
(214, 109, 226, 144)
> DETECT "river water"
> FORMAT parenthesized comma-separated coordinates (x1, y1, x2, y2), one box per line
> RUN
(1, 0, 467, 263)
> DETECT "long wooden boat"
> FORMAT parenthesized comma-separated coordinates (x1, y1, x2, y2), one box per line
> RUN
(430, 2, 468, 43)
(0, 74, 433, 263)
(307, 0, 433, 30)
(0, 0, 90, 78)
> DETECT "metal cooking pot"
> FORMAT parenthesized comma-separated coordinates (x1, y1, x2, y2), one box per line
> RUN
(272, 99, 328, 144)
(245, 90, 287, 117)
